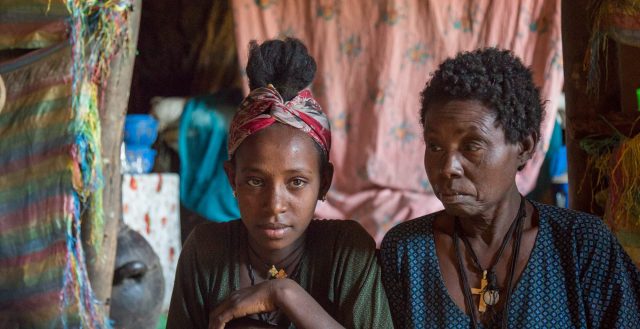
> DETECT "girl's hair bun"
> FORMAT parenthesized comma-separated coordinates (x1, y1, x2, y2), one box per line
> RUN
(245, 37, 316, 101)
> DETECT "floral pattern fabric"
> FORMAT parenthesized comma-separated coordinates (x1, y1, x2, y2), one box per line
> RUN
(231, 0, 564, 243)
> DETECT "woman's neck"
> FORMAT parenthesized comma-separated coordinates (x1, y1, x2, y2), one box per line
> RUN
(456, 191, 524, 247)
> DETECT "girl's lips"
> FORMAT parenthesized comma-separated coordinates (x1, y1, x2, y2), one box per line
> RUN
(258, 225, 291, 239)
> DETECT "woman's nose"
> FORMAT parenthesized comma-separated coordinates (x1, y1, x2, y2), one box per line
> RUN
(441, 151, 463, 178)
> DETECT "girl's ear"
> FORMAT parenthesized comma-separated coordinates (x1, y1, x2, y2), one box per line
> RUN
(319, 162, 334, 200)
(223, 160, 236, 191)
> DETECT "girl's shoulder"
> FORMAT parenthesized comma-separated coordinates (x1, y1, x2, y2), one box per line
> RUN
(307, 219, 377, 251)
(182, 219, 244, 259)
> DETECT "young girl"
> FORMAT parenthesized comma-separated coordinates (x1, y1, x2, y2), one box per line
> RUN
(167, 38, 392, 329)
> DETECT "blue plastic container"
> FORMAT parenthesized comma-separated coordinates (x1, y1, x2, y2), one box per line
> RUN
(124, 114, 159, 147)
(125, 145, 157, 174)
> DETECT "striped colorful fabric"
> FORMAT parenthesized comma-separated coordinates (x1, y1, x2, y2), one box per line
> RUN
(0, 43, 107, 328)
(0, 0, 69, 50)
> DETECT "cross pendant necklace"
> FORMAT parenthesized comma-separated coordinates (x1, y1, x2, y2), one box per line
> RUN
(470, 270, 489, 313)
(469, 269, 502, 314)
(245, 238, 306, 327)
(267, 265, 288, 279)
(452, 196, 526, 329)
(248, 239, 304, 280)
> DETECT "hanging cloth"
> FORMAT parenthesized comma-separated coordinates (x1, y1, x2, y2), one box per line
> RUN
(179, 94, 240, 222)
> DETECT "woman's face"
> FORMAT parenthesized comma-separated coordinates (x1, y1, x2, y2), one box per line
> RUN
(225, 123, 331, 251)
(422, 100, 532, 217)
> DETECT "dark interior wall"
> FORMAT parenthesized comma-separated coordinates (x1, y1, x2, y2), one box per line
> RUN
(562, 0, 640, 213)
(128, 0, 211, 114)
(128, 0, 238, 114)
(126, 0, 242, 241)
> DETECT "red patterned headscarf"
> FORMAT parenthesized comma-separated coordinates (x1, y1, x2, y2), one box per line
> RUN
(228, 85, 331, 159)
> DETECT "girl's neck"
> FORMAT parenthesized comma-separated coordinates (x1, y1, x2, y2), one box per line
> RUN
(247, 235, 307, 271)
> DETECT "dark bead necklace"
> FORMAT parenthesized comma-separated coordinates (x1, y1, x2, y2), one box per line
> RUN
(453, 196, 526, 329)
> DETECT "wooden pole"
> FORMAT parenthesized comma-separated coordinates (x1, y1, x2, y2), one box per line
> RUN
(82, 0, 142, 315)
(561, 0, 596, 212)
(562, 0, 640, 214)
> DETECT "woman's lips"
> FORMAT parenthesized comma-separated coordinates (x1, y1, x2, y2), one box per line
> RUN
(438, 191, 469, 203)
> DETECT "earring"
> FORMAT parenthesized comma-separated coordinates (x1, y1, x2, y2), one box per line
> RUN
(233, 190, 237, 198)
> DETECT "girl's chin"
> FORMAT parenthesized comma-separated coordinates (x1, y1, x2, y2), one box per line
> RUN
(251, 234, 297, 251)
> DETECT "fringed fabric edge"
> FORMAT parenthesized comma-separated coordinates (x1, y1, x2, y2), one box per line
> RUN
(56, 0, 134, 328)
(584, 0, 640, 96)
(579, 119, 640, 228)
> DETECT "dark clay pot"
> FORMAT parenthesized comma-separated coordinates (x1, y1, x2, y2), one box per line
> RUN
(110, 225, 165, 329)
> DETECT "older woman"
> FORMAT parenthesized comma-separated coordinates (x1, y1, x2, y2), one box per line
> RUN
(167, 38, 392, 329)
(380, 48, 640, 328)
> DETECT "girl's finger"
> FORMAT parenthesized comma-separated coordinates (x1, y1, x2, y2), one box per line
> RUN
(208, 310, 229, 329)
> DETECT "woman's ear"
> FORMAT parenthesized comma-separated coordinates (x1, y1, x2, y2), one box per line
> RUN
(319, 162, 334, 200)
(517, 132, 538, 171)
(223, 160, 237, 191)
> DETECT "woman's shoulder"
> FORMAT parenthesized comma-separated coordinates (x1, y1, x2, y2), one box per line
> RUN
(532, 201, 610, 237)
(382, 211, 441, 246)
(531, 201, 626, 257)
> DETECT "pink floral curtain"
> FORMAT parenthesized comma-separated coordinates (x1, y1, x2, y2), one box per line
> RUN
(231, 0, 563, 244)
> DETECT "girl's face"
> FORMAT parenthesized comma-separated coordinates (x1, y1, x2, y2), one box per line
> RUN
(225, 123, 332, 252)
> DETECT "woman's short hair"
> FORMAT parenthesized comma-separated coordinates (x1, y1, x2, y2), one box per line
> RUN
(419, 48, 544, 145)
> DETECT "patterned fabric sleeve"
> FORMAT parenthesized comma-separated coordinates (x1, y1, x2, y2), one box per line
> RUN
(380, 225, 407, 329)
(574, 214, 640, 328)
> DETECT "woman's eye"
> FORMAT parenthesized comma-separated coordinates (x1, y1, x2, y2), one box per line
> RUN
(427, 142, 441, 152)
(291, 178, 306, 188)
(247, 178, 263, 187)
(464, 142, 482, 152)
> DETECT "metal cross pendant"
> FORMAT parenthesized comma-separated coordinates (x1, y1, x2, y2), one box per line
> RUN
(470, 270, 488, 313)
(268, 265, 287, 279)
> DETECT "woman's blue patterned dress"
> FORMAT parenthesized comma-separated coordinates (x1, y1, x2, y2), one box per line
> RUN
(381, 201, 640, 329)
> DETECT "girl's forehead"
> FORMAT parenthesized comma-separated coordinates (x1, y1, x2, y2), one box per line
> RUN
(233, 125, 322, 170)
(238, 124, 317, 151)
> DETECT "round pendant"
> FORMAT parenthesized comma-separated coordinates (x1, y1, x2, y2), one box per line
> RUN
(482, 290, 500, 306)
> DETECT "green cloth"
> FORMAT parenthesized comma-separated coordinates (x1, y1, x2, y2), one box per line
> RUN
(167, 219, 393, 329)
(157, 313, 167, 329)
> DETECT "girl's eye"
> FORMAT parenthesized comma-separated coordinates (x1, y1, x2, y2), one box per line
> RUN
(247, 178, 263, 187)
(291, 178, 306, 188)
